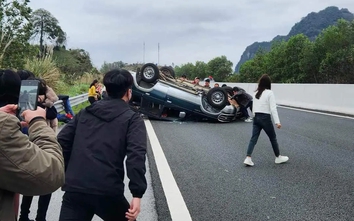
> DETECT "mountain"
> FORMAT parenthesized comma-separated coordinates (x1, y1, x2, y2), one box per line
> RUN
(234, 6, 354, 73)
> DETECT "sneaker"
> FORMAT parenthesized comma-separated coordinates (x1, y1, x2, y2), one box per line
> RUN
(245, 117, 253, 122)
(243, 157, 254, 166)
(275, 155, 289, 164)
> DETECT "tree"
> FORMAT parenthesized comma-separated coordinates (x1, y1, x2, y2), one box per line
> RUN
(174, 62, 195, 79)
(193, 61, 208, 79)
(206, 56, 233, 81)
(53, 47, 94, 84)
(100, 61, 126, 73)
(237, 19, 354, 84)
(282, 34, 312, 83)
(0, 0, 32, 67)
(30, 8, 66, 58)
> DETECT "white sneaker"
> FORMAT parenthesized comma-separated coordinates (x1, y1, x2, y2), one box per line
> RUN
(275, 155, 289, 164)
(245, 117, 253, 122)
(244, 157, 254, 166)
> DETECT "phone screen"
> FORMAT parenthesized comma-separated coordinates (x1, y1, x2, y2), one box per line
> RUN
(18, 80, 40, 116)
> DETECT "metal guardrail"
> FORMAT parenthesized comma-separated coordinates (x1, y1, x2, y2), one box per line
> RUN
(54, 93, 88, 113)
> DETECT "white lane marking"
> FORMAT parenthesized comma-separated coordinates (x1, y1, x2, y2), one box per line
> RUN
(144, 119, 193, 221)
(278, 105, 354, 120)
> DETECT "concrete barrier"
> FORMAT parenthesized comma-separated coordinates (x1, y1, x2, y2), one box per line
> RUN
(212, 82, 354, 116)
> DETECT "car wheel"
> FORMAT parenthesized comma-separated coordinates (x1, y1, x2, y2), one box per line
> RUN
(160, 66, 175, 78)
(206, 87, 228, 109)
(141, 63, 160, 83)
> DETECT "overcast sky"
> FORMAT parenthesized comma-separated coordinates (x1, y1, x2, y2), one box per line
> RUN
(28, 0, 354, 69)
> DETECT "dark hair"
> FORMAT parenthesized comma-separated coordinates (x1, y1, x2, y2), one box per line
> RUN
(103, 69, 133, 99)
(181, 74, 186, 78)
(255, 74, 271, 99)
(0, 69, 21, 105)
(37, 78, 48, 96)
(221, 84, 227, 87)
(232, 86, 240, 92)
(90, 79, 98, 88)
(17, 70, 35, 80)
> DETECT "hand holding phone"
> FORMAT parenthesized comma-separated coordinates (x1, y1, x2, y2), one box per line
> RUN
(17, 80, 40, 119)
(21, 106, 46, 124)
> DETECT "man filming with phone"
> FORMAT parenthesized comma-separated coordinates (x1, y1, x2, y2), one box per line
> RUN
(0, 69, 65, 221)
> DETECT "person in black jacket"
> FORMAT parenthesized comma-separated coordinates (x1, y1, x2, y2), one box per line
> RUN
(231, 86, 253, 122)
(57, 69, 147, 221)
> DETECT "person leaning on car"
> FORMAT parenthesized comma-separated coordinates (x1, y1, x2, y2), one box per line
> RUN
(0, 69, 65, 221)
(231, 86, 253, 122)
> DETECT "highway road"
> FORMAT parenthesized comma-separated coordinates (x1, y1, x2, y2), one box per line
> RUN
(20, 107, 354, 221)
(148, 107, 354, 221)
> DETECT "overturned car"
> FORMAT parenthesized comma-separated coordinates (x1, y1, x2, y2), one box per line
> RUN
(129, 63, 245, 122)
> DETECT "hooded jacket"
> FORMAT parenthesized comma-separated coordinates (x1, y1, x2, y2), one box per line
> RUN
(57, 97, 147, 199)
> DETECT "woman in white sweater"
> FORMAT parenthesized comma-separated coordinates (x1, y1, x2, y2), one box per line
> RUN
(243, 74, 289, 166)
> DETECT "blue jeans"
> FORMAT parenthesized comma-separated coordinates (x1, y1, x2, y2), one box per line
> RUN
(246, 113, 280, 157)
(241, 100, 253, 118)
(58, 95, 75, 116)
(63, 99, 74, 116)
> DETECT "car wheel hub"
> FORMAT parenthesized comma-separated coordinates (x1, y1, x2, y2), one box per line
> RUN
(143, 67, 155, 79)
(212, 92, 224, 104)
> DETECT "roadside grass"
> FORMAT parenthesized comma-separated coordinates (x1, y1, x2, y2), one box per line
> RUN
(56, 82, 90, 96)
(72, 101, 90, 114)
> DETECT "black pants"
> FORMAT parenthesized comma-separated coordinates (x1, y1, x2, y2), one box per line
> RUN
(246, 113, 280, 157)
(19, 194, 52, 221)
(59, 192, 132, 221)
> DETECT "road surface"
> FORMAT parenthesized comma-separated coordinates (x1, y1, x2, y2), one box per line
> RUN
(20, 107, 354, 220)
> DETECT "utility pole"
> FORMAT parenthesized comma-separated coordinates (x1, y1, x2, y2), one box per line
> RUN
(143, 42, 145, 64)
(158, 43, 160, 66)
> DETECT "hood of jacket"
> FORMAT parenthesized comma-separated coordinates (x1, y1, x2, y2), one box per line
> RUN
(85, 97, 132, 122)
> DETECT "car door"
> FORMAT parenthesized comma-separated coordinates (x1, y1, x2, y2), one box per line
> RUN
(164, 86, 200, 112)
(139, 83, 169, 116)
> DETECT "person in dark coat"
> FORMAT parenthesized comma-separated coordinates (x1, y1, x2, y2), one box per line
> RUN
(231, 86, 253, 122)
(57, 69, 147, 221)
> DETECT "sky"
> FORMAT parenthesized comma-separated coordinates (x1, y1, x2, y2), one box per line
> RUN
(28, 0, 354, 69)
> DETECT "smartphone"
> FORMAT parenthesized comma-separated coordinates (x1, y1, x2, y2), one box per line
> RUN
(17, 80, 40, 117)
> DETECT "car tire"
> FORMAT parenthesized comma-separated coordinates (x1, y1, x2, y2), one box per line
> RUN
(206, 87, 228, 109)
(160, 66, 175, 78)
(141, 63, 160, 83)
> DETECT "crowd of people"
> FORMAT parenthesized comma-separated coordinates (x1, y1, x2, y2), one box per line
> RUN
(0, 69, 147, 221)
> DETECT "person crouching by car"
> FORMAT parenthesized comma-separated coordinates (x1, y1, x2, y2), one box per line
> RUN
(0, 69, 64, 221)
(232, 86, 253, 122)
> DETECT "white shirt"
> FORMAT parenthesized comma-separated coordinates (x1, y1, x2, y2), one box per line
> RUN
(252, 89, 280, 124)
